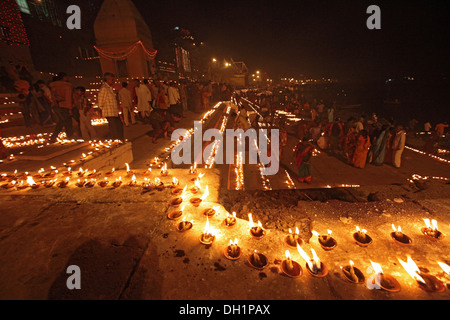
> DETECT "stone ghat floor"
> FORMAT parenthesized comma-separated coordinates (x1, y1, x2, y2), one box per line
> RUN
(0, 169, 449, 300)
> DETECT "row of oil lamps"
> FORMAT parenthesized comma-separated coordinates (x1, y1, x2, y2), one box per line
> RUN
(167, 178, 449, 294)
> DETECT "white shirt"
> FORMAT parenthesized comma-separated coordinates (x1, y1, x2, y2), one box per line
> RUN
(135, 84, 152, 111)
(168, 86, 180, 105)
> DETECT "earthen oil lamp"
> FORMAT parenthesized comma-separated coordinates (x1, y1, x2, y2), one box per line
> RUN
(4, 169, 18, 181)
(142, 178, 154, 192)
(312, 229, 337, 250)
(169, 193, 185, 208)
(143, 167, 152, 176)
(399, 256, 445, 293)
(422, 219, 444, 241)
(43, 179, 55, 188)
(80, 153, 87, 161)
(202, 206, 220, 217)
(16, 179, 28, 190)
(248, 250, 268, 270)
(224, 238, 241, 261)
(44, 167, 57, 179)
(190, 185, 209, 207)
(297, 244, 328, 277)
(87, 169, 98, 179)
(190, 178, 201, 194)
(391, 224, 412, 246)
(57, 177, 70, 188)
(84, 179, 96, 188)
(168, 205, 185, 220)
(189, 163, 198, 175)
(76, 179, 86, 188)
(281, 250, 302, 278)
(199, 217, 216, 245)
(125, 163, 134, 176)
(77, 167, 88, 177)
(63, 160, 76, 167)
(154, 177, 164, 191)
(63, 167, 72, 177)
(353, 226, 372, 247)
(127, 174, 137, 187)
(160, 163, 168, 177)
(248, 213, 265, 239)
(105, 168, 115, 177)
(224, 211, 237, 227)
(171, 177, 179, 188)
(2, 180, 16, 189)
(32, 168, 45, 180)
(27, 176, 39, 189)
(172, 185, 187, 196)
(341, 260, 365, 284)
(112, 176, 122, 188)
(286, 227, 303, 247)
(98, 177, 109, 187)
(368, 261, 401, 292)
(176, 217, 193, 232)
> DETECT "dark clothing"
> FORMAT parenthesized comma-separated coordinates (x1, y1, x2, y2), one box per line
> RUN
(106, 117, 124, 141)
(51, 106, 73, 140)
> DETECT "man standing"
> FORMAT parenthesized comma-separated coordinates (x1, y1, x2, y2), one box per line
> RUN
(135, 79, 152, 122)
(49, 72, 73, 142)
(98, 73, 124, 141)
(392, 125, 406, 168)
(168, 82, 182, 118)
(118, 82, 136, 126)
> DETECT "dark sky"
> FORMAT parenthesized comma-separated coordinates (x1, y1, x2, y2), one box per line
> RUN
(133, 0, 450, 81)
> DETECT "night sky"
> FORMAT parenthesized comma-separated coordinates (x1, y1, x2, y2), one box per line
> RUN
(133, 0, 449, 81)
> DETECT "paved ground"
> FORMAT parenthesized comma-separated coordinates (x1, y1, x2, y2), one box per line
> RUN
(0, 103, 449, 300)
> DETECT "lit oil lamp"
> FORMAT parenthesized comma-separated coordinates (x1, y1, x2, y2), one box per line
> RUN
(27, 176, 39, 189)
(87, 169, 98, 179)
(312, 229, 337, 250)
(391, 224, 412, 246)
(127, 174, 137, 187)
(248, 250, 268, 270)
(202, 206, 220, 217)
(399, 256, 445, 293)
(189, 162, 198, 175)
(171, 177, 179, 187)
(286, 227, 303, 247)
(44, 167, 57, 179)
(190, 185, 209, 207)
(224, 211, 237, 227)
(142, 178, 154, 192)
(43, 179, 55, 188)
(160, 163, 168, 176)
(422, 219, 444, 241)
(57, 177, 70, 188)
(353, 226, 372, 247)
(105, 168, 115, 177)
(341, 260, 365, 284)
(437, 262, 450, 275)
(63, 160, 75, 167)
(172, 184, 187, 196)
(169, 193, 185, 207)
(76, 179, 86, 187)
(143, 167, 152, 176)
(281, 250, 302, 278)
(168, 205, 185, 220)
(84, 179, 96, 188)
(152, 177, 163, 191)
(190, 178, 201, 194)
(16, 179, 28, 190)
(248, 213, 265, 239)
(32, 168, 45, 180)
(368, 261, 401, 292)
(125, 163, 134, 176)
(224, 238, 241, 261)
(199, 217, 216, 245)
(77, 167, 88, 177)
(1, 180, 14, 189)
(176, 217, 193, 232)
(297, 244, 328, 277)
(81, 153, 87, 160)
(98, 177, 109, 187)
(112, 176, 122, 188)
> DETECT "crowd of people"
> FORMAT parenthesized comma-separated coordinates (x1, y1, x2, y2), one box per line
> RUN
(237, 88, 448, 184)
(3, 67, 234, 145)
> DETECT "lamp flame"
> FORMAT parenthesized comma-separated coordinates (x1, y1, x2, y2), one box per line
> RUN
(200, 185, 209, 201)
(398, 256, 426, 285)
(437, 262, 450, 275)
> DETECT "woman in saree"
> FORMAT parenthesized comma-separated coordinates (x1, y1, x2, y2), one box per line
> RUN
(293, 138, 315, 183)
(352, 130, 371, 168)
(343, 127, 357, 164)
